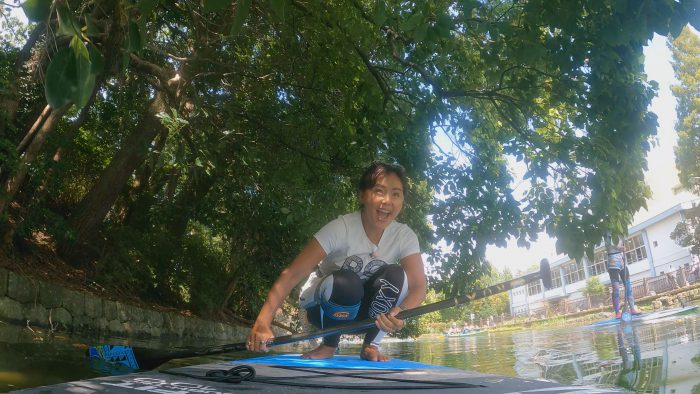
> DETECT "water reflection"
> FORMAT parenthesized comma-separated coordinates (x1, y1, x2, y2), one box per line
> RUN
(0, 326, 100, 391)
(346, 314, 700, 393)
(1, 313, 699, 392)
(525, 318, 700, 392)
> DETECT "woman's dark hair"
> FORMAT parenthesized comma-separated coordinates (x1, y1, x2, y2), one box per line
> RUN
(358, 161, 408, 193)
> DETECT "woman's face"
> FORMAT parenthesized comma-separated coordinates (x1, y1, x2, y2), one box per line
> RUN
(359, 172, 405, 230)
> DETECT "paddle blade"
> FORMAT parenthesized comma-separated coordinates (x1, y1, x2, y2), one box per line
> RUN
(621, 311, 632, 322)
(88, 345, 140, 370)
(87, 345, 199, 371)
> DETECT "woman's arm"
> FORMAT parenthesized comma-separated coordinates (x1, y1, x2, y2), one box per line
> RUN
(375, 253, 426, 333)
(397, 253, 427, 309)
(247, 238, 327, 351)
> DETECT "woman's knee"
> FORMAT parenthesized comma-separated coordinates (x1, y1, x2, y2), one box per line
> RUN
(313, 269, 363, 323)
(324, 269, 363, 303)
(372, 264, 406, 284)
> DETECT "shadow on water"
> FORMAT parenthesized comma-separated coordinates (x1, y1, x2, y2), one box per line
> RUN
(2, 312, 700, 392)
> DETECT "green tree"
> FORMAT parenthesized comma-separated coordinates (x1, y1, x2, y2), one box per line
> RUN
(669, 27, 700, 257)
(1, 1, 699, 319)
(671, 27, 700, 191)
(583, 276, 607, 299)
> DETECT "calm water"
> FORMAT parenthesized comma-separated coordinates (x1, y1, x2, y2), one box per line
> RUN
(2, 311, 700, 392)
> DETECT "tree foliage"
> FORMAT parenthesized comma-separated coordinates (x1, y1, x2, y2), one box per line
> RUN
(582, 276, 606, 299)
(669, 27, 700, 257)
(0, 1, 698, 321)
(670, 203, 700, 256)
(671, 27, 700, 191)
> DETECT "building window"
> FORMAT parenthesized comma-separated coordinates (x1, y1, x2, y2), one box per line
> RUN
(550, 267, 562, 288)
(589, 251, 608, 276)
(624, 234, 647, 264)
(527, 280, 541, 296)
(563, 259, 585, 284)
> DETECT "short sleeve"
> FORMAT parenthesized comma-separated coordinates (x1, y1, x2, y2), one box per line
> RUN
(399, 226, 421, 260)
(313, 216, 347, 255)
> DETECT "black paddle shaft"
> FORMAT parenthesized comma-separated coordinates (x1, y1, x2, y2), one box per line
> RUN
(119, 260, 551, 369)
(198, 259, 552, 353)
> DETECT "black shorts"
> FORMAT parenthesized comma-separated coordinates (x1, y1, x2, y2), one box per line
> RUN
(305, 264, 408, 348)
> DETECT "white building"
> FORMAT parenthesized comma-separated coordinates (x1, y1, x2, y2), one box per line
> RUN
(509, 199, 700, 316)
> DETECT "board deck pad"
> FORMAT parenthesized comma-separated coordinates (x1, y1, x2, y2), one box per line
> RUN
(237, 354, 445, 370)
(590, 305, 698, 327)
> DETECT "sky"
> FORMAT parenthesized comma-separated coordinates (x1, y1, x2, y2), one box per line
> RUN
(484, 32, 699, 273)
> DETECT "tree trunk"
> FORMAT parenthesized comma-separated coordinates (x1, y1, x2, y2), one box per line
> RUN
(1, 84, 102, 248)
(16, 105, 51, 154)
(0, 103, 71, 216)
(68, 91, 169, 244)
(121, 129, 170, 230)
(168, 171, 218, 241)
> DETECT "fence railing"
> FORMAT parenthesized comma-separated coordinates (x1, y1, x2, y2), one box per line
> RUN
(440, 264, 699, 329)
(512, 263, 699, 320)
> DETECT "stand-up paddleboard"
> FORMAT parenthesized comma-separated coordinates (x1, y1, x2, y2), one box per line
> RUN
(590, 305, 698, 328)
(12, 354, 625, 393)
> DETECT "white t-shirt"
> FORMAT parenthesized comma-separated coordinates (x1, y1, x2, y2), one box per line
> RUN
(298, 211, 420, 308)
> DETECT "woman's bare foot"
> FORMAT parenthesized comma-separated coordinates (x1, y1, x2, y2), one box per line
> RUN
(360, 345, 390, 362)
(301, 344, 336, 359)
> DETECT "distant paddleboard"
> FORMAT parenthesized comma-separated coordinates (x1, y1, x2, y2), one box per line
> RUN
(591, 305, 698, 327)
(443, 330, 484, 338)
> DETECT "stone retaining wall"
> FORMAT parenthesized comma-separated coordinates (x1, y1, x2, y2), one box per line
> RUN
(0, 267, 250, 342)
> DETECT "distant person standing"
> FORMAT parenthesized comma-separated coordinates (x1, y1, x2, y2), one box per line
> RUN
(605, 232, 641, 319)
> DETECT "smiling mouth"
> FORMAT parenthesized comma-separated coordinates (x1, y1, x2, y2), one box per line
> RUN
(377, 208, 391, 221)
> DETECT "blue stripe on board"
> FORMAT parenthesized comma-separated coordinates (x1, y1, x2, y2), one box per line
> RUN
(233, 354, 446, 370)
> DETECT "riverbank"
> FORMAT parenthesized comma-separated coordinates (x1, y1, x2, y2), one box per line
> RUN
(0, 264, 258, 342)
(0, 239, 277, 343)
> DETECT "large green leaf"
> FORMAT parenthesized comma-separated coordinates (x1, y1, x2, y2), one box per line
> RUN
(138, 0, 159, 16)
(374, 1, 388, 26)
(87, 42, 105, 75)
(70, 36, 94, 108)
(44, 37, 95, 109)
(21, 0, 52, 22)
(269, 0, 286, 21)
(127, 21, 144, 52)
(230, 0, 251, 36)
(56, 3, 80, 36)
(44, 47, 75, 108)
(401, 13, 423, 32)
(203, 0, 230, 13)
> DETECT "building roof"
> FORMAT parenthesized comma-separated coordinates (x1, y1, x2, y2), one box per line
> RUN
(628, 198, 700, 234)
